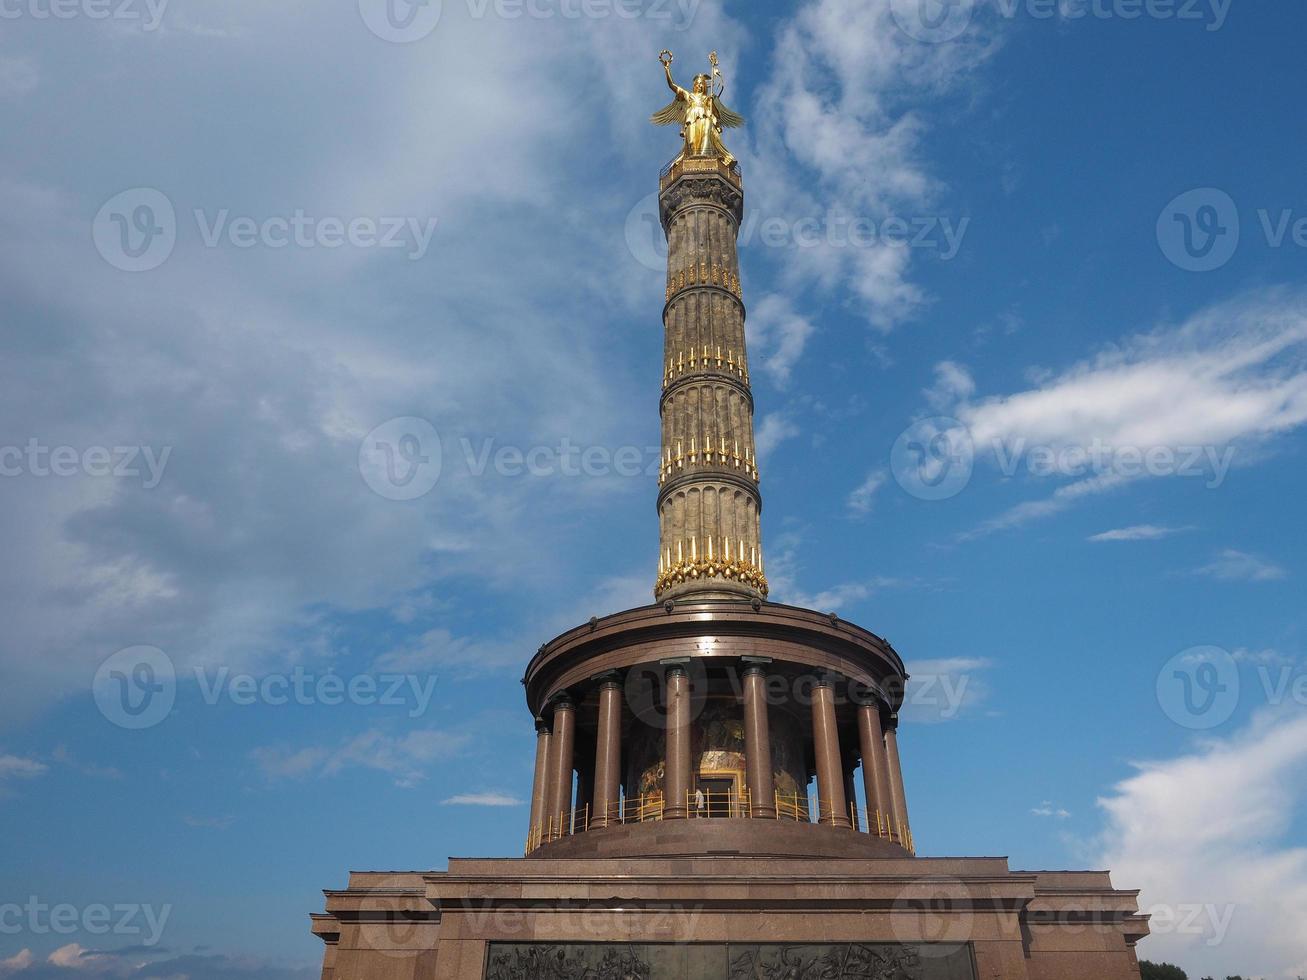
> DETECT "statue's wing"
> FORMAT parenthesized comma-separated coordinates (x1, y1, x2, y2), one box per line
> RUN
(650, 99, 683, 126)
(713, 97, 746, 129)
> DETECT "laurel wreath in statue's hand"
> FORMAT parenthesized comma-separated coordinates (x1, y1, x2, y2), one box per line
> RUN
(659, 50, 674, 67)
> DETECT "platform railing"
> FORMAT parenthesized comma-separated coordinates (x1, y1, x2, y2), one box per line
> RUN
(526, 789, 914, 855)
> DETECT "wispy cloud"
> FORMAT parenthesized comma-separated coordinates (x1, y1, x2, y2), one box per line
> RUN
(251, 729, 470, 789)
(1088, 524, 1194, 542)
(442, 793, 523, 807)
(0, 944, 317, 979)
(1192, 549, 1287, 583)
(847, 469, 887, 516)
(1031, 801, 1071, 819)
(934, 291, 1307, 536)
(0, 753, 47, 782)
(747, 294, 815, 387)
(755, 412, 801, 461)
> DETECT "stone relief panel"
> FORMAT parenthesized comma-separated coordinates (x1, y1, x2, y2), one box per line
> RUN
(484, 943, 976, 980)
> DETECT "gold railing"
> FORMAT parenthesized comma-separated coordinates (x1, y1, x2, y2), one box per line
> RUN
(526, 790, 914, 855)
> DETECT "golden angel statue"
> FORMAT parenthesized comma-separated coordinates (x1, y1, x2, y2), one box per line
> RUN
(651, 50, 745, 168)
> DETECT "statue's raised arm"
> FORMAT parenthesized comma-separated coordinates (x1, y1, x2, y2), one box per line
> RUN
(650, 50, 744, 169)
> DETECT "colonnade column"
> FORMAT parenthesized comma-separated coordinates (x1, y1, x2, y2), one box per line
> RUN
(842, 761, 859, 831)
(742, 663, 776, 818)
(884, 714, 911, 846)
(528, 717, 551, 849)
(857, 701, 894, 834)
(544, 695, 575, 838)
(663, 663, 692, 820)
(592, 676, 623, 828)
(810, 674, 851, 827)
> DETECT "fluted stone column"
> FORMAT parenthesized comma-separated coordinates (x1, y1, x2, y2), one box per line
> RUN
(884, 715, 911, 845)
(528, 717, 551, 849)
(857, 701, 894, 833)
(811, 676, 850, 827)
(593, 677, 623, 828)
(742, 664, 776, 818)
(654, 160, 767, 602)
(663, 665, 692, 820)
(545, 695, 575, 838)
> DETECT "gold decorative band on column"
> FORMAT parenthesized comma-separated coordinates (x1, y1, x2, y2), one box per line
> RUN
(659, 439, 758, 485)
(663, 346, 750, 388)
(655, 550, 768, 598)
(665, 262, 742, 302)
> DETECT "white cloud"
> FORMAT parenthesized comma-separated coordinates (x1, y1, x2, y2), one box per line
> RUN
(0, 950, 33, 975)
(1095, 708, 1307, 978)
(252, 729, 470, 788)
(0, 753, 47, 781)
(755, 412, 801, 461)
(745, 0, 998, 330)
(1192, 549, 1287, 583)
(939, 291, 1307, 535)
(747, 294, 816, 387)
(442, 792, 523, 807)
(847, 469, 887, 516)
(0, 5, 760, 724)
(1031, 801, 1071, 819)
(925, 361, 975, 410)
(1088, 524, 1193, 542)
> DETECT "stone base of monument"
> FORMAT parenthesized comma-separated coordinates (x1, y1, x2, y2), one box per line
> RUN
(312, 855, 1147, 980)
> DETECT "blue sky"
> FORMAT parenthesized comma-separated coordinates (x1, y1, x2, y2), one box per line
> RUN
(1, 0, 1306, 977)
